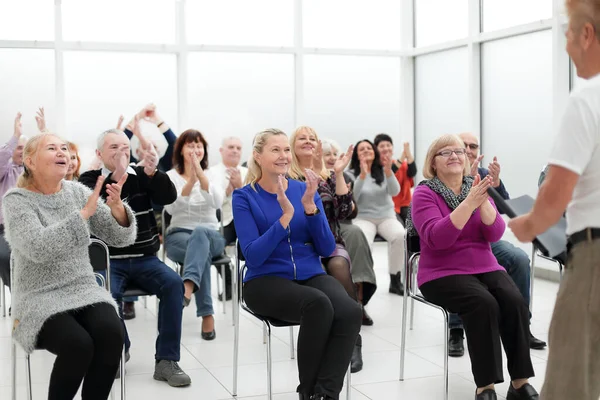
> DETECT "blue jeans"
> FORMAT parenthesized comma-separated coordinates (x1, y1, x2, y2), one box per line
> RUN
(109, 256, 184, 361)
(449, 240, 531, 330)
(165, 226, 225, 317)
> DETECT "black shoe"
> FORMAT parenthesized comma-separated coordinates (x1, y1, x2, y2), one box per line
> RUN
(298, 393, 311, 400)
(351, 334, 363, 373)
(476, 389, 497, 400)
(310, 395, 335, 400)
(389, 273, 404, 296)
(529, 333, 546, 350)
(201, 330, 216, 341)
(154, 360, 192, 387)
(506, 383, 539, 400)
(361, 305, 373, 326)
(449, 328, 465, 357)
(123, 302, 136, 320)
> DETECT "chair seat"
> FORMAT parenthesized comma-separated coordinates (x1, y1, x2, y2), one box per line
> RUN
(123, 285, 152, 298)
(212, 254, 231, 265)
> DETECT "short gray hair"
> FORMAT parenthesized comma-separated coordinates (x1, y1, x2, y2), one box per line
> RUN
(321, 138, 341, 154)
(221, 136, 242, 147)
(97, 129, 127, 151)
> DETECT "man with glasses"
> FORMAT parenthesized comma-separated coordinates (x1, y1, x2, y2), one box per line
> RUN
(442, 132, 546, 358)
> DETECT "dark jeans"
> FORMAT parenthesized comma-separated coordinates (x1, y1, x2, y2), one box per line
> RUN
(109, 256, 184, 360)
(244, 274, 361, 399)
(449, 240, 531, 330)
(421, 271, 534, 387)
(36, 303, 124, 400)
(0, 228, 11, 290)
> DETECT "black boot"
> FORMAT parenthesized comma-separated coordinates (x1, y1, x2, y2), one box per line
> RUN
(361, 305, 374, 326)
(448, 328, 465, 357)
(351, 334, 363, 373)
(298, 393, 311, 400)
(389, 273, 404, 295)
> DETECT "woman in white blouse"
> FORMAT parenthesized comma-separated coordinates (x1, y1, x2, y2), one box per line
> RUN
(164, 129, 224, 340)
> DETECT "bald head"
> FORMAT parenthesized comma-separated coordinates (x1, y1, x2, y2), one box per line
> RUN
(458, 132, 479, 164)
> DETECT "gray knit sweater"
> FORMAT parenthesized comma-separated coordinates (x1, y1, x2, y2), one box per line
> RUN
(2, 180, 137, 353)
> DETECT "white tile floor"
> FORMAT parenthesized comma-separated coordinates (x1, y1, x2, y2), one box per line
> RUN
(0, 242, 561, 400)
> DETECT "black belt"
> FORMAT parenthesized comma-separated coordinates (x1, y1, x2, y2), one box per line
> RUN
(567, 228, 600, 250)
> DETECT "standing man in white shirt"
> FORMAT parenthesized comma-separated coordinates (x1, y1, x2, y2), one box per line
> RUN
(510, 2, 600, 399)
(211, 137, 247, 300)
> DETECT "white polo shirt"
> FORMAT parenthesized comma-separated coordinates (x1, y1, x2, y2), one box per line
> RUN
(548, 73, 600, 235)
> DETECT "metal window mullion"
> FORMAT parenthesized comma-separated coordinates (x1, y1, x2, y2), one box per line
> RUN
(401, 0, 415, 151)
(293, 0, 304, 127)
(54, 0, 66, 135)
(176, 0, 188, 133)
(468, 0, 482, 142)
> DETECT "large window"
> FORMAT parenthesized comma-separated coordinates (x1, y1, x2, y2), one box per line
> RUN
(186, 0, 294, 46)
(187, 52, 295, 166)
(62, 0, 176, 43)
(482, 0, 552, 32)
(303, 0, 402, 50)
(0, 0, 54, 41)
(303, 55, 402, 149)
(63, 51, 178, 163)
(481, 31, 553, 198)
(415, 0, 469, 47)
(0, 49, 56, 138)
(415, 48, 470, 182)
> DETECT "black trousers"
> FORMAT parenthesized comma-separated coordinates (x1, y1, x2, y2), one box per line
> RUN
(0, 228, 11, 290)
(36, 303, 124, 400)
(420, 270, 534, 387)
(397, 207, 410, 227)
(244, 274, 362, 399)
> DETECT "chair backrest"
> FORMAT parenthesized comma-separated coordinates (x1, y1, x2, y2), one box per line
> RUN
(403, 232, 420, 298)
(487, 188, 567, 259)
(89, 238, 110, 272)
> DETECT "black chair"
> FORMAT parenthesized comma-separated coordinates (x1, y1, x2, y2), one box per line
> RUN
(399, 233, 449, 400)
(1, 273, 7, 317)
(487, 188, 567, 311)
(232, 240, 350, 399)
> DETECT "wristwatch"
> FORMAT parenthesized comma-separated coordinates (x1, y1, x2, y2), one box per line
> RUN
(304, 207, 320, 216)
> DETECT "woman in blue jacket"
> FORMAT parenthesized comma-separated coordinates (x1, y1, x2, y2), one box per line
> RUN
(233, 128, 362, 400)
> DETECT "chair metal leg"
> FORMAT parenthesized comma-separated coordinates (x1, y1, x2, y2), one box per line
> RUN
(11, 342, 17, 400)
(442, 310, 449, 400)
(265, 323, 273, 400)
(289, 326, 295, 359)
(263, 324, 267, 344)
(231, 263, 236, 326)
(1, 278, 6, 317)
(346, 363, 352, 400)
(25, 354, 32, 400)
(221, 264, 226, 314)
(409, 260, 416, 330)
(233, 296, 240, 397)
(121, 345, 126, 400)
(142, 296, 148, 309)
(530, 247, 536, 313)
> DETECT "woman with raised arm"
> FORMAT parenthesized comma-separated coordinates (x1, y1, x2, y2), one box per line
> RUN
(3, 133, 137, 400)
(406, 134, 537, 400)
(233, 129, 361, 400)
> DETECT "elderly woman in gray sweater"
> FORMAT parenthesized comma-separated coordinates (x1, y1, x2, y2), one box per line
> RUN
(3, 133, 137, 400)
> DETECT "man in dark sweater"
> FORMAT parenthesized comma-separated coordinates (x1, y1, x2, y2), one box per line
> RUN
(80, 125, 191, 387)
(448, 132, 547, 356)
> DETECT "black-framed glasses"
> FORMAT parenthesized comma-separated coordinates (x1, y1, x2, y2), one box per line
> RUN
(435, 149, 466, 158)
(464, 143, 479, 150)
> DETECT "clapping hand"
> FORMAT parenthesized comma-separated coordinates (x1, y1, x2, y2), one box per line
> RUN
(470, 154, 484, 177)
(359, 156, 370, 179)
(276, 174, 294, 216)
(301, 168, 319, 210)
(333, 145, 353, 174)
(14, 113, 22, 138)
(81, 176, 105, 220)
(465, 174, 492, 210)
(380, 154, 394, 173)
(312, 140, 324, 172)
(35, 107, 47, 133)
(487, 156, 501, 188)
(112, 148, 129, 182)
(116, 115, 124, 130)
(228, 167, 243, 189)
(106, 173, 127, 209)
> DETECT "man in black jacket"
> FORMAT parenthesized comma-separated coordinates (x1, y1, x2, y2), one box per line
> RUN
(80, 122, 191, 387)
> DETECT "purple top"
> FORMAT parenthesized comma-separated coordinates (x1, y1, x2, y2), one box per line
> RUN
(411, 185, 505, 287)
(0, 136, 24, 225)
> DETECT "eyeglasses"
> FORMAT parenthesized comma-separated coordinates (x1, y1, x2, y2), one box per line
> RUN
(463, 143, 479, 150)
(435, 149, 466, 158)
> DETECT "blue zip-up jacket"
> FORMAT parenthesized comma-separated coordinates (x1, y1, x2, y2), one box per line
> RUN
(232, 179, 336, 283)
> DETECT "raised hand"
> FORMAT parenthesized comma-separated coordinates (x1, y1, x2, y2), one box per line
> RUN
(142, 145, 159, 176)
(312, 140, 324, 172)
(334, 145, 354, 174)
(14, 113, 22, 138)
(228, 167, 243, 189)
(35, 107, 47, 133)
(470, 154, 484, 176)
(105, 173, 127, 208)
(116, 115, 124, 130)
(465, 174, 492, 210)
(380, 154, 394, 172)
(359, 156, 370, 179)
(131, 114, 153, 151)
(112, 148, 129, 182)
(301, 168, 319, 208)
(191, 152, 204, 178)
(81, 175, 105, 220)
(276, 174, 294, 216)
(487, 156, 501, 188)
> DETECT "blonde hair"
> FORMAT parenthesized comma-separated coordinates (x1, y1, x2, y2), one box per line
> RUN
(288, 126, 330, 181)
(17, 133, 65, 188)
(422, 134, 471, 179)
(67, 141, 81, 180)
(245, 128, 288, 190)
(567, 0, 600, 40)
